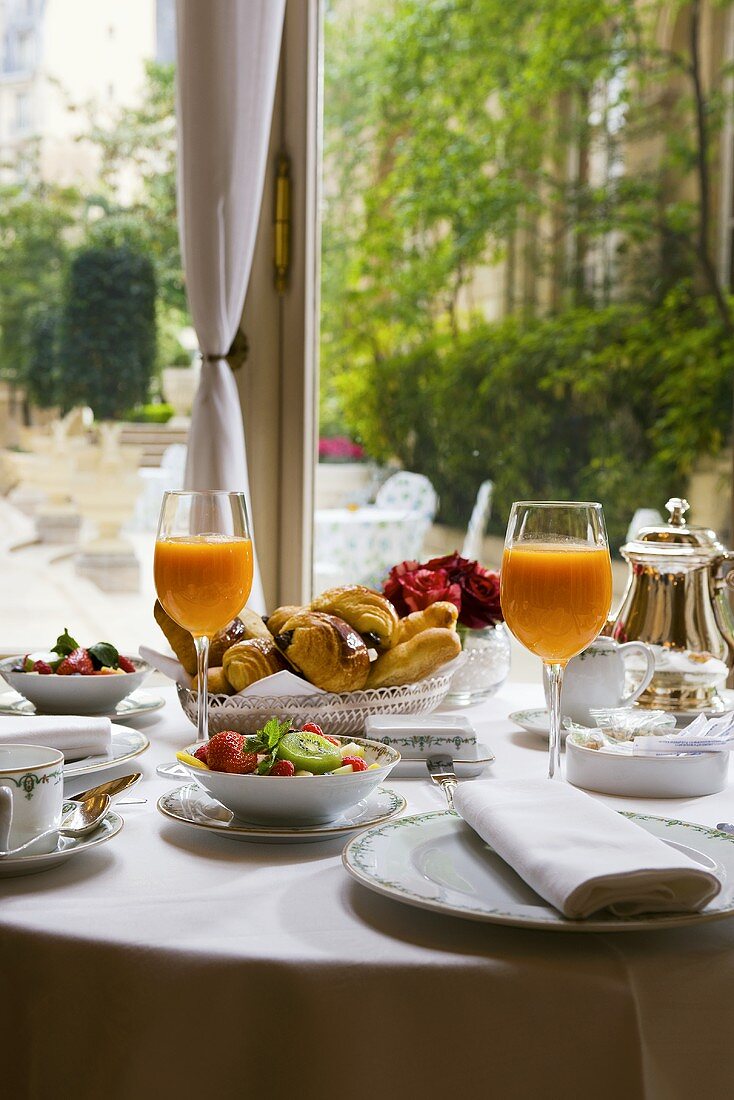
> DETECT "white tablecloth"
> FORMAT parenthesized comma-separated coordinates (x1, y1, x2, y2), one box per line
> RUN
(3, 684, 734, 1100)
(313, 506, 430, 588)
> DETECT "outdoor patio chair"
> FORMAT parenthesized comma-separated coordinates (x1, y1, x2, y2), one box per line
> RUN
(375, 470, 438, 520)
(461, 479, 494, 562)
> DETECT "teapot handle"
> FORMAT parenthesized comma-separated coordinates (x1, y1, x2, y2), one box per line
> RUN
(617, 642, 656, 706)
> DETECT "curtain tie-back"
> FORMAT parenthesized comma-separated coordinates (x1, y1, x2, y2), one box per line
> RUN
(202, 353, 227, 362)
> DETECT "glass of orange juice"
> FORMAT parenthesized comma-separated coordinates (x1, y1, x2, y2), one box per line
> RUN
(501, 502, 612, 779)
(154, 491, 253, 743)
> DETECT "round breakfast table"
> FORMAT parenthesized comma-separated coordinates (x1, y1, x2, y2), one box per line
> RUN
(3, 683, 734, 1100)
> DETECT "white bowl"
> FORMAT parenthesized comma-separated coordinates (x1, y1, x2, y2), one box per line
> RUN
(566, 732, 729, 798)
(178, 735, 401, 825)
(0, 656, 150, 715)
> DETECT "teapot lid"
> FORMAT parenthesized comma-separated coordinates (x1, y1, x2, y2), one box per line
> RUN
(621, 498, 726, 564)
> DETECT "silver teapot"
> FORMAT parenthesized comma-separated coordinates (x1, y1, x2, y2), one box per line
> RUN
(610, 497, 734, 713)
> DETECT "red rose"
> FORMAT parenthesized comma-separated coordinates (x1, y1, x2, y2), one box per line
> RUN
(384, 560, 422, 616)
(459, 562, 502, 629)
(400, 568, 462, 615)
(425, 552, 474, 581)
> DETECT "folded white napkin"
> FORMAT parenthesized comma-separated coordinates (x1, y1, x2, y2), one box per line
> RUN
(453, 778, 721, 919)
(0, 716, 112, 761)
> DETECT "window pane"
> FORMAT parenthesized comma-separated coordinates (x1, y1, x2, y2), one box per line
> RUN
(0, 0, 189, 657)
(316, 0, 734, 614)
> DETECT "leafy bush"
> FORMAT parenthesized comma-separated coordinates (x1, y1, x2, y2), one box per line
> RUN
(339, 290, 734, 548)
(57, 244, 157, 420)
(123, 402, 174, 424)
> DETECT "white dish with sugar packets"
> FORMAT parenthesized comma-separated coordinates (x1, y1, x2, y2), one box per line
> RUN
(566, 732, 729, 798)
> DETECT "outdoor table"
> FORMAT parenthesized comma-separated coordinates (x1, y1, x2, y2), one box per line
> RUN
(3, 683, 734, 1100)
(314, 506, 428, 587)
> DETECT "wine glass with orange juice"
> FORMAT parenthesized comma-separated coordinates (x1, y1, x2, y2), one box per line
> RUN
(154, 491, 253, 743)
(501, 502, 612, 779)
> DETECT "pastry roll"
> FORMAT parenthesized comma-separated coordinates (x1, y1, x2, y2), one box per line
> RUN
(223, 638, 288, 692)
(396, 601, 459, 645)
(311, 585, 399, 650)
(154, 601, 248, 675)
(265, 605, 306, 637)
(275, 611, 370, 693)
(366, 627, 461, 689)
(238, 607, 272, 642)
(188, 666, 236, 695)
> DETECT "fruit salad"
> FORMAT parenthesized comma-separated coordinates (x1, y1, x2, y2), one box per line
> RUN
(176, 719, 381, 777)
(13, 628, 138, 676)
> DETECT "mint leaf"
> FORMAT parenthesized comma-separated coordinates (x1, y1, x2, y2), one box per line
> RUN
(89, 642, 120, 669)
(53, 628, 79, 657)
(261, 716, 292, 751)
(257, 751, 278, 775)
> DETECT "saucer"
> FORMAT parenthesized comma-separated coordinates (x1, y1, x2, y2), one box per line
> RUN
(508, 709, 561, 739)
(0, 803, 123, 877)
(157, 783, 407, 844)
(64, 725, 150, 779)
(0, 689, 165, 723)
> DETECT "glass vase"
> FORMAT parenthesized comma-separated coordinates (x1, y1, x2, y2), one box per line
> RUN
(446, 623, 511, 706)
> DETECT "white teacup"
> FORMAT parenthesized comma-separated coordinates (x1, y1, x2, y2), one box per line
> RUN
(545, 637, 656, 727)
(0, 744, 65, 855)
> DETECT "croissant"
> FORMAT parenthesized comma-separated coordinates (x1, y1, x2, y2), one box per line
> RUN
(396, 601, 459, 645)
(223, 638, 288, 692)
(265, 605, 306, 637)
(366, 627, 461, 689)
(311, 585, 399, 650)
(154, 601, 249, 676)
(275, 611, 370, 693)
(188, 666, 236, 695)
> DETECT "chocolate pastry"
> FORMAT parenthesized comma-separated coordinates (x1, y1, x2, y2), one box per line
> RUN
(311, 585, 399, 650)
(275, 611, 370, 693)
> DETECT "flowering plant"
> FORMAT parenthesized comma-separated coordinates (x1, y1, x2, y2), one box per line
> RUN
(318, 436, 366, 463)
(384, 552, 502, 630)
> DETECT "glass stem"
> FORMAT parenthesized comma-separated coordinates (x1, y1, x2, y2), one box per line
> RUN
(546, 661, 564, 781)
(193, 635, 210, 744)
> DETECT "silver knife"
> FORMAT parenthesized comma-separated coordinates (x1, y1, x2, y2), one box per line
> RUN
(426, 754, 458, 810)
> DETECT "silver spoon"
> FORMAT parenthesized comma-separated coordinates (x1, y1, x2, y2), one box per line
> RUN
(0, 793, 111, 858)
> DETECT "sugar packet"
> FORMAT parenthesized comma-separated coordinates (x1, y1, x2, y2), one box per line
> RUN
(634, 710, 734, 756)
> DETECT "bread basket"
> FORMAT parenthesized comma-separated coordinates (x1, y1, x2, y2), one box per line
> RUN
(176, 672, 454, 736)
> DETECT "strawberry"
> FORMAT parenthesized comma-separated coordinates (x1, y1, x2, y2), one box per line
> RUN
(269, 759, 295, 777)
(322, 735, 341, 746)
(302, 722, 324, 737)
(33, 660, 53, 675)
(341, 756, 367, 772)
(56, 647, 95, 676)
(117, 655, 136, 673)
(206, 731, 258, 774)
(193, 743, 209, 765)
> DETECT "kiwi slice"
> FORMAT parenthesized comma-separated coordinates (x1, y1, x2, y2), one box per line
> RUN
(276, 731, 343, 775)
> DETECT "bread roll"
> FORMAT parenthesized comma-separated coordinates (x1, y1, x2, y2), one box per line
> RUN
(396, 601, 459, 645)
(238, 607, 272, 642)
(275, 611, 370, 693)
(366, 627, 461, 689)
(311, 585, 399, 650)
(188, 666, 236, 696)
(223, 638, 288, 691)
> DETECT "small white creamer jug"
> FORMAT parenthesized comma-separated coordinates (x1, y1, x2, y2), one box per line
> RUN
(546, 636, 656, 727)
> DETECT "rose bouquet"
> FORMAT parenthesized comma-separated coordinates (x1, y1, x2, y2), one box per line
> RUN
(383, 553, 502, 630)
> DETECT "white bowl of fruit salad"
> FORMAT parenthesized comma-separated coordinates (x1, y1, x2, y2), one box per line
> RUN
(176, 719, 401, 825)
(0, 629, 150, 715)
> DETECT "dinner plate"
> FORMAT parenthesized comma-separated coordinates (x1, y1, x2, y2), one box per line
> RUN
(0, 689, 165, 722)
(157, 783, 407, 844)
(0, 804, 123, 877)
(63, 725, 150, 779)
(342, 811, 734, 932)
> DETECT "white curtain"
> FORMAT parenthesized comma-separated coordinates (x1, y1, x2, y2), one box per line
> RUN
(175, 0, 286, 612)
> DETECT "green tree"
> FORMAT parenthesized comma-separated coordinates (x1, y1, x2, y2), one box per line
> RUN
(57, 244, 157, 420)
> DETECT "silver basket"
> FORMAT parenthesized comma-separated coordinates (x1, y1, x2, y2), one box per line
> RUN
(176, 672, 453, 737)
